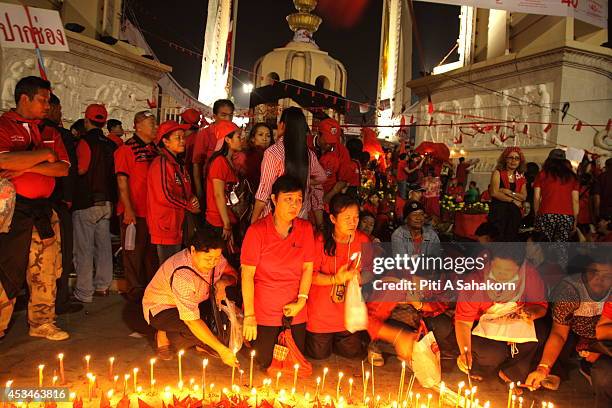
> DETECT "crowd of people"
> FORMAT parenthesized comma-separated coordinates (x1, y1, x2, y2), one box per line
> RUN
(0, 76, 610, 407)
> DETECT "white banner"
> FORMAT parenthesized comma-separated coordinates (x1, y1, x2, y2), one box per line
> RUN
(416, 0, 607, 29)
(0, 3, 69, 51)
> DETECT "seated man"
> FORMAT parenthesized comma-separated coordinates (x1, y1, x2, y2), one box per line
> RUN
(142, 228, 238, 366)
(526, 255, 611, 407)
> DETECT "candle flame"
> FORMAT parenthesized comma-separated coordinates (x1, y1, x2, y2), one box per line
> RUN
(109, 356, 115, 363)
(251, 388, 257, 395)
(484, 402, 491, 408)
(85, 355, 91, 361)
(178, 350, 185, 356)
(133, 368, 139, 374)
(324, 367, 329, 373)
(124, 374, 130, 380)
(339, 371, 344, 378)
(317, 377, 321, 384)
(349, 378, 353, 384)
(458, 381, 465, 388)
(58, 353, 64, 359)
(294, 363, 300, 369)
(113, 375, 119, 382)
(203, 359, 209, 367)
(6, 380, 12, 388)
(277, 371, 282, 378)
(38, 364, 44, 370)
(150, 358, 156, 364)
(107, 390, 114, 398)
(69, 392, 76, 400)
(136, 386, 142, 393)
(251, 350, 256, 357)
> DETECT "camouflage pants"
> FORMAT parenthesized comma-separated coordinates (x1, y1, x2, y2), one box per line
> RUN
(0, 211, 62, 332)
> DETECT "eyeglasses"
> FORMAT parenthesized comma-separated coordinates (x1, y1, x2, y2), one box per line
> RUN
(506, 156, 521, 161)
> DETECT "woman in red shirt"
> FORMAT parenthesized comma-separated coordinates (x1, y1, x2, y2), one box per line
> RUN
(534, 149, 579, 242)
(204, 121, 243, 243)
(241, 175, 315, 369)
(147, 120, 201, 263)
(306, 194, 369, 359)
(234, 123, 272, 191)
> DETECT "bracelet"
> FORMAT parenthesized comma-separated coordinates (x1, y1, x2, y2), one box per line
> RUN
(537, 363, 551, 374)
(298, 294, 309, 300)
(392, 329, 403, 346)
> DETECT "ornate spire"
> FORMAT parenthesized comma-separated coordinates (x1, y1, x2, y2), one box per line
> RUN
(286, 0, 322, 43)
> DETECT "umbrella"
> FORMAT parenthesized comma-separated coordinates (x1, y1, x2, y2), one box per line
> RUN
(414, 141, 450, 161)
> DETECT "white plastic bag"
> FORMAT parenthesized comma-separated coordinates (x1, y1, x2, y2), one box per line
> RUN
(220, 300, 244, 352)
(344, 275, 368, 333)
(472, 302, 537, 343)
(411, 323, 441, 388)
(0, 178, 16, 233)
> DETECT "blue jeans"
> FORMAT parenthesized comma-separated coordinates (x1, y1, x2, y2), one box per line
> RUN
(72, 203, 113, 302)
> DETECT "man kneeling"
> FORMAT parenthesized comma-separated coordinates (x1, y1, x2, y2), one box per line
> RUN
(142, 228, 238, 366)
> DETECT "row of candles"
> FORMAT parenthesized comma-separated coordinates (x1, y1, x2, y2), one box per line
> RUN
(5, 352, 557, 408)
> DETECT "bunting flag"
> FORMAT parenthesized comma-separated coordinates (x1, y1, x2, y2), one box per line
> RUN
(544, 123, 553, 133)
(573, 120, 583, 131)
(427, 95, 434, 114)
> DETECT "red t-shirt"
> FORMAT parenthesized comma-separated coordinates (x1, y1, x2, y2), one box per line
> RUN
(603, 302, 612, 319)
(114, 135, 158, 217)
(534, 172, 579, 216)
(345, 159, 361, 187)
(396, 159, 408, 182)
(455, 263, 548, 322)
(0, 111, 68, 199)
(577, 186, 592, 224)
(307, 231, 370, 333)
(320, 151, 340, 194)
(456, 162, 469, 185)
(205, 155, 238, 227)
(241, 214, 315, 326)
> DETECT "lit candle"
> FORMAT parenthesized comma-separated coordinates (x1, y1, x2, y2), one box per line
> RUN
(507, 382, 514, 408)
(363, 371, 370, 404)
(464, 389, 471, 408)
(470, 386, 476, 406)
(455, 382, 465, 408)
(52, 376, 58, 387)
(415, 393, 421, 408)
(547, 403, 553, 408)
(38, 364, 44, 387)
(123, 374, 130, 396)
(511, 394, 517, 408)
(322, 367, 329, 393)
(348, 378, 353, 399)
(336, 371, 344, 401)
(293, 364, 300, 391)
(485, 401, 491, 408)
(178, 349, 185, 387)
(84, 355, 91, 374)
(136, 386, 142, 394)
(149, 359, 156, 391)
(133, 368, 139, 391)
(109, 357, 115, 380)
(427, 394, 432, 408)
(108, 389, 114, 400)
(249, 350, 256, 388)
(371, 358, 375, 398)
(376, 395, 381, 408)
(518, 396, 523, 408)
(398, 360, 406, 402)
(113, 375, 119, 392)
(87, 373, 95, 400)
(202, 359, 208, 400)
(251, 387, 258, 407)
(439, 382, 445, 408)
(230, 348, 237, 388)
(276, 371, 282, 391)
(315, 377, 321, 399)
(58, 353, 65, 384)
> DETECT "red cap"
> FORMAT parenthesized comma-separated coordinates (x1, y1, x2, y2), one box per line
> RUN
(212, 120, 240, 151)
(155, 120, 190, 144)
(181, 108, 201, 125)
(319, 118, 341, 144)
(85, 104, 108, 123)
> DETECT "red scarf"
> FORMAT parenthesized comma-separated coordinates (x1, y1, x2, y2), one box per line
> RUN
(500, 170, 526, 193)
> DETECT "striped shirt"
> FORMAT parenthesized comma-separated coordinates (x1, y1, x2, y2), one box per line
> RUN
(255, 139, 326, 219)
(142, 249, 236, 323)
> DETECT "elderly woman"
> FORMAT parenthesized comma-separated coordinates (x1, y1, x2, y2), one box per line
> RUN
(488, 147, 527, 242)
(241, 175, 315, 369)
(455, 245, 547, 384)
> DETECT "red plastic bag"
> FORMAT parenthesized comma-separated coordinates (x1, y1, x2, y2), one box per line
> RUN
(266, 317, 312, 378)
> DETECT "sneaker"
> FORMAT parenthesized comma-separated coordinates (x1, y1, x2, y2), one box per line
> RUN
(29, 323, 69, 341)
(367, 350, 385, 367)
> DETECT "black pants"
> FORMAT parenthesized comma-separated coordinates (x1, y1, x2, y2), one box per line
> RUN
(591, 355, 612, 408)
(306, 330, 365, 360)
(120, 216, 158, 302)
(471, 335, 538, 382)
(149, 308, 202, 351)
(253, 323, 306, 369)
(52, 201, 73, 312)
(0, 203, 34, 299)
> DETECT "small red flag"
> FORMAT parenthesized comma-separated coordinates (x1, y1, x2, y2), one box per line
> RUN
(574, 120, 583, 131)
(544, 123, 552, 133)
(427, 95, 434, 114)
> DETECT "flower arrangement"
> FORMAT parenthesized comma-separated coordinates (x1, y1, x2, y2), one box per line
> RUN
(441, 195, 489, 214)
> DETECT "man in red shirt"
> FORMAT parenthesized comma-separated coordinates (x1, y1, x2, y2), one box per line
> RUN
(455, 157, 478, 186)
(191, 100, 234, 201)
(0, 76, 70, 340)
(106, 119, 124, 147)
(318, 118, 350, 204)
(115, 111, 159, 301)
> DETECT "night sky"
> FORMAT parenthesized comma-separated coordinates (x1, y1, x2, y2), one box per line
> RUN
(126, 0, 459, 120)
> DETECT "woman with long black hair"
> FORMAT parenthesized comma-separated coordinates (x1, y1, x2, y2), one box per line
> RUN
(251, 107, 326, 223)
(533, 149, 579, 242)
(305, 193, 369, 359)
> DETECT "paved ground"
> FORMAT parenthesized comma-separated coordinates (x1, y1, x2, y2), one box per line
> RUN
(0, 294, 598, 407)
